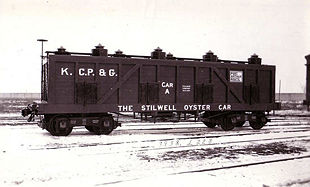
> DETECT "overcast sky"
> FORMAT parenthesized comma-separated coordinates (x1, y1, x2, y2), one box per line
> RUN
(0, 0, 309, 93)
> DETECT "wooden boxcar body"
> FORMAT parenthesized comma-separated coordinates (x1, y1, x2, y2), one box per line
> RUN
(22, 46, 280, 136)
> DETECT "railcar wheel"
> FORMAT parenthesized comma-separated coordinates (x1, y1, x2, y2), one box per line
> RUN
(85, 126, 94, 132)
(92, 116, 114, 135)
(203, 122, 216, 128)
(220, 117, 235, 131)
(235, 121, 246, 127)
(250, 116, 267, 130)
(202, 112, 217, 128)
(45, 125, 51, 133)
(43, 117, 51, 132)
(48, 116, 73, 136)
(44, 120, 51, 133)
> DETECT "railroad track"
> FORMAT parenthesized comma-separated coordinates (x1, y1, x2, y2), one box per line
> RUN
(20, 121, 310, 144)
(81, 134, 310, 156)
(173, 154, 310, 175)
(28, 130, 310, 156)
(1, 116, 308, 130)
(3, 115, 310, 154)
(1, 113, 309, 126)
(4, 116, 305, 151)
(97, 155, 310, 186)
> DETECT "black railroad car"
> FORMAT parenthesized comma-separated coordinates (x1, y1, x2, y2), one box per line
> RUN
(22, 44, 280, 136)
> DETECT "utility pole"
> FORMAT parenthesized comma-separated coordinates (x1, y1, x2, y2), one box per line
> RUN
(304, 55, 310, 111)
(278, 80, 281, 102)
(37, 39, 48, 100)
